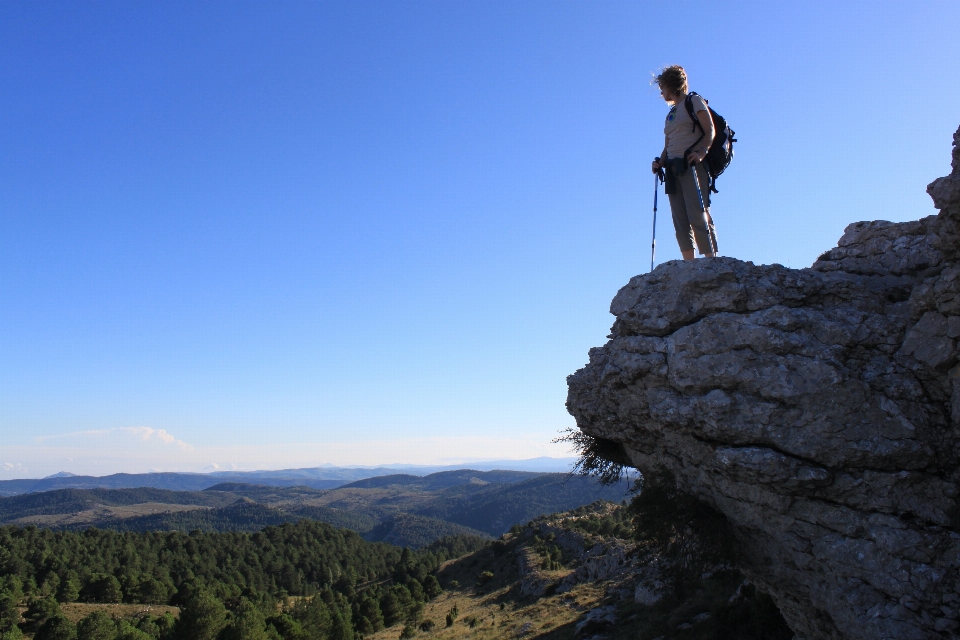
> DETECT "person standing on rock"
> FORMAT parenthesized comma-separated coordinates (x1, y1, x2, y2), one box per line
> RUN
(651, 65, 718, 260)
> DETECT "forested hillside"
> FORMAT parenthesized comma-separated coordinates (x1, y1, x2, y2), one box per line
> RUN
(0, 488, 233, 523)
(363, 514, 491, 548)
(412, 474, 632, 536)
(0, 520, 486, 640)
(0, 471, 630, 545)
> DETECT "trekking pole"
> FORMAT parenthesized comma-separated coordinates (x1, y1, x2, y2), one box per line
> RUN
(651, 164, 663, 272)
(688, 160, 718, 254)
(651, 173, 658, 272)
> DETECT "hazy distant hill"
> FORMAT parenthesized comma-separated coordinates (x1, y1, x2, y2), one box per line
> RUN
(0, 469, 380, 496)
(340, 469, 541, 490)
(0, 459, 576, 497)
(103, 499, 300, 533)
(0, 469, 629, 547)
(0, 487, 234, 523)
(202, 482, 329, 500)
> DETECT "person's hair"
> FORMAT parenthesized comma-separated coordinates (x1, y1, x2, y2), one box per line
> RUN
(654, 65, 688, 96)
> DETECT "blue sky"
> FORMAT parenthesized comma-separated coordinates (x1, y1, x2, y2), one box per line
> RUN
(2, 1, 958, 477)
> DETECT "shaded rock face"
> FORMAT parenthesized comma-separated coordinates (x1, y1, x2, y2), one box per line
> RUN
(566, 126, 960, 640)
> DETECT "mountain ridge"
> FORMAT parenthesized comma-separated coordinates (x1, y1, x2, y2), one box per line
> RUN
(0, 458, 577, 497)
(0, 470, 629, 548)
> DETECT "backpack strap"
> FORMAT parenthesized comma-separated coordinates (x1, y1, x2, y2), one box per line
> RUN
(684, 93, 700, 133)
(683, 93, 706, 162)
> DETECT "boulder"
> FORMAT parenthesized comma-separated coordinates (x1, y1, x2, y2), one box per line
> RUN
(566, 125, 960, 640)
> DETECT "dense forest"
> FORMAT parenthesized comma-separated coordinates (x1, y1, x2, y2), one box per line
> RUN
(363, 514, 490, 548)
(0, 520, 487, 640)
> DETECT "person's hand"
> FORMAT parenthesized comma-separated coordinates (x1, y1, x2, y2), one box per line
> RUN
(685, 149, 706, 165)
(651, 158, 662, 174)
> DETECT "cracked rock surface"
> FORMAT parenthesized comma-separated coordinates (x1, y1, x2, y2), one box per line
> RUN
(566, 125, 960, 640)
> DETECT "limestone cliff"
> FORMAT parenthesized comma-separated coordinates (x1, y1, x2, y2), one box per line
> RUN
(566, 125, 960, 640)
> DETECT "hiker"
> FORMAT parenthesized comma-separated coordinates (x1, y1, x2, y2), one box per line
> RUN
(651, 66, 718, 260)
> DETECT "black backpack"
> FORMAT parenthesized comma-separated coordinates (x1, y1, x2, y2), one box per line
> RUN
(684, 92, 736, 193)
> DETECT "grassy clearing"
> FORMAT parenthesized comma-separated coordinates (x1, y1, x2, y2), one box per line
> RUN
(362, 581, 606, 640)
(58, 602, 180, 625)
(12, 503, 209, 527)
(360, 531, 612, 640)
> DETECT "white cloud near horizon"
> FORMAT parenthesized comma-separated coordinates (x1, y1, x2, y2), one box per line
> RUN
(1, 428, 575, 479)
(35, 426, 195, 451)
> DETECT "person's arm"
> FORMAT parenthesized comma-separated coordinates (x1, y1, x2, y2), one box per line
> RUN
(652, 139, 668, 173)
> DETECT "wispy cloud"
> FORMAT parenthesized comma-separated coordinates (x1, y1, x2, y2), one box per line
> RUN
(35, 427, 194, 451)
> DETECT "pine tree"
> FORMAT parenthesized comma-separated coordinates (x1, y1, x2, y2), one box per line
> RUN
(134, 578, 167, 606)
(25, 596, 61, 627)
(380, 590, 403, 628)
(0, 624, 23, 640)
(174, 587, 228, 640)
(76, 611, 117, 640)
(56, 573, 81, 604)
(359, 597, 384, 631)
(355, 616, 373, 635)
(291, 596, 332, 638)
(34, 615, 76, 640)
(221, 598, 268, 640)
(327, 608, 353, 640)
(0, 593, 20, 633)
(114, 621, 151, 640)
(81, 575, 122, 604)
(0, 579, 22, 607)
(422, 575, 442, 600)
(406, 580, 422, 603)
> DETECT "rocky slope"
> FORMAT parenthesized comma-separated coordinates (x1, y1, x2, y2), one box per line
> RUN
(566, 125, 960, 640)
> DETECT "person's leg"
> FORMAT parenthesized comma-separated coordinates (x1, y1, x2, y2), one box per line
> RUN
(678, 164, 714, 256)
(668, 190, 697, 260)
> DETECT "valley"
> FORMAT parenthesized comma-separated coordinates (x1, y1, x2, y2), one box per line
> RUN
(0, 470, 632, 548)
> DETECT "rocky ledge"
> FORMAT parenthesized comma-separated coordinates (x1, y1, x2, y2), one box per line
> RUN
(566, 125, 960, 640)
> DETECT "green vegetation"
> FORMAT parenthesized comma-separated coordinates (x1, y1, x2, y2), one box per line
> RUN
(563, 500, 633, 539)
(0, 466, 794, 639)
(0, 488, 232, 523)
(415, 474, 631, 536)
(0, 472, 629, 547)
(0, 520, 488, 640)
(364, 514, 490, 548)
(529, 533, 566, 571)
(283, 506, 378, 534)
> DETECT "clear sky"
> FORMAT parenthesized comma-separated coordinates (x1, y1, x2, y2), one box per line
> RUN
(2, 1, 958, 478)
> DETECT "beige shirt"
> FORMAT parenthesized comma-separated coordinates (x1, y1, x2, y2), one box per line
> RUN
(664, 94, 709, 159)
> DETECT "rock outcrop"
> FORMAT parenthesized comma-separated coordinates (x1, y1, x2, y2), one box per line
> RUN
(566, 126, 960, 640)
(515, 511, 634, 598)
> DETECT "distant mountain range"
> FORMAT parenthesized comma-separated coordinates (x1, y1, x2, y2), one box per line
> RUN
(0, 468, 631, 548)
(0, 457, 577, 497)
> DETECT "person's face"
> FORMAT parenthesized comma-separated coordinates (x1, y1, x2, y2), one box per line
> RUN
(660, 85, 678, 105)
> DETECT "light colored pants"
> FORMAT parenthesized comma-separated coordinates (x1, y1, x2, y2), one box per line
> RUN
(668, 162, 718, 254)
